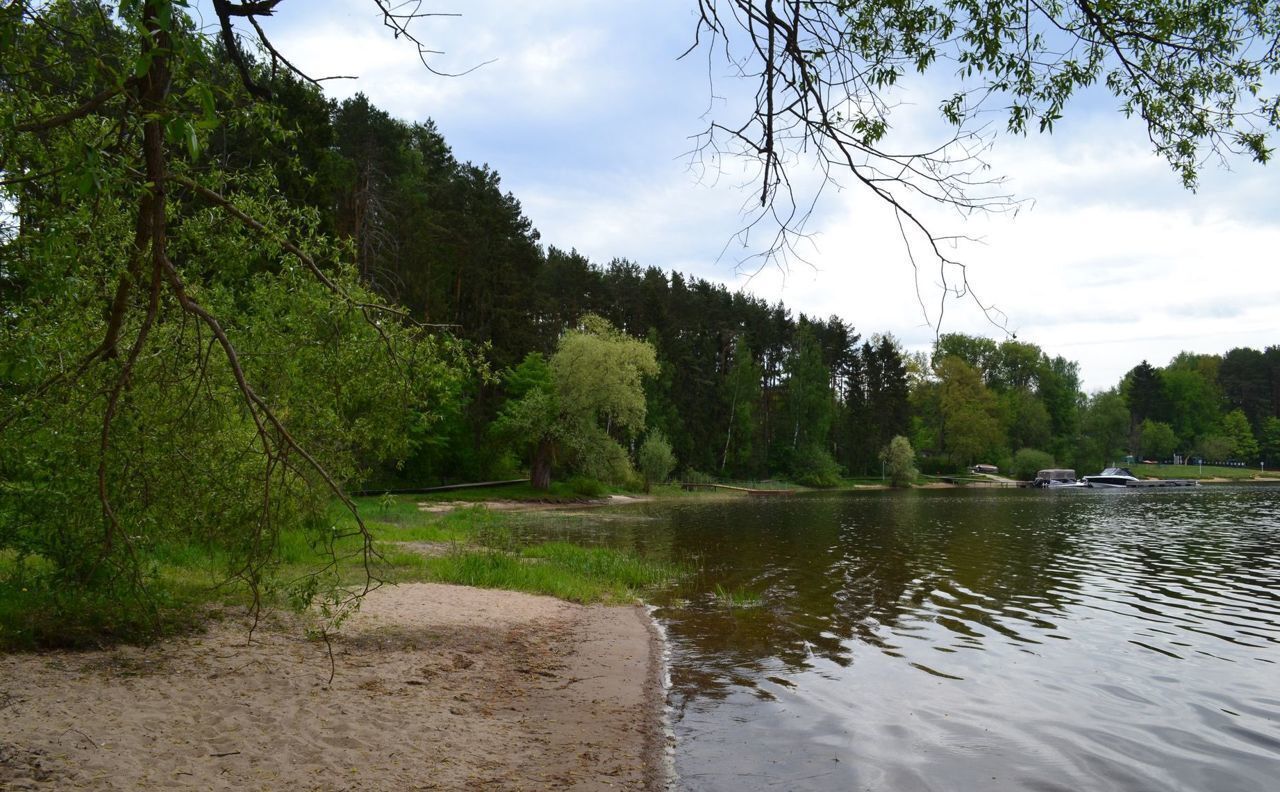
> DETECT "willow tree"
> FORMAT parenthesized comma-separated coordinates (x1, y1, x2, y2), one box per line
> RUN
(0, 1, 473, 636)
(494, 316, 658, 489)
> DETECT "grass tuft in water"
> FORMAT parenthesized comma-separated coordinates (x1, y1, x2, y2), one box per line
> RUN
(712, 583, 765, 609)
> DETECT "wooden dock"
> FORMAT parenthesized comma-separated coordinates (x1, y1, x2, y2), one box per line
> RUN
(1126, 479, 1199, 488)
(351, 478, 530, 497)
(681, 483, 796, 497)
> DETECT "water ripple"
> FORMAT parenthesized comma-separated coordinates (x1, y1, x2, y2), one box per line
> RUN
(642, 486, 1280, 791)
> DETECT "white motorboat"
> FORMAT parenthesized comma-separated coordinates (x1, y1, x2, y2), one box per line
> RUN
(1081, 467, 1140, 488)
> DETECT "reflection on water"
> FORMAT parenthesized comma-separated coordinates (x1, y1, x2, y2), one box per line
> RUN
(527, 487, 1280, 791)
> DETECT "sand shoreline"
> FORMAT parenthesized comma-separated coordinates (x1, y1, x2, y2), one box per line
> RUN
(1, 583, 668, 791)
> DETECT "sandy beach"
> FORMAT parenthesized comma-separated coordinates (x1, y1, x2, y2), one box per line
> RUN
(0, 584, 666, 791)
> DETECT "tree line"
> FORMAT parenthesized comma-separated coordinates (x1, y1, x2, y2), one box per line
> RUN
(226, 81, 1280, 486)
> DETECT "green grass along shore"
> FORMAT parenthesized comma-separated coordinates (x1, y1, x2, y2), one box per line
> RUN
(0, 495, 682, 650)
(6, 468, 1275, 649)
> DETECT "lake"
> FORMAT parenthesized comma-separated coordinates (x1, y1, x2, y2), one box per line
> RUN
(534, 486, 1280, 791)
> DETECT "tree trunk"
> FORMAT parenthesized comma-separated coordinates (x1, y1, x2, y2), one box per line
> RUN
(721, 390, 737, 472)
(531, 438, 553, 490)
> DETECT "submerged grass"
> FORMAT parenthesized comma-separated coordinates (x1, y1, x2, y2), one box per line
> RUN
(712, 583, 765, 609)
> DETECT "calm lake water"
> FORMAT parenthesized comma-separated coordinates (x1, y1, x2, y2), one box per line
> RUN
(533, 486, 1280, 791)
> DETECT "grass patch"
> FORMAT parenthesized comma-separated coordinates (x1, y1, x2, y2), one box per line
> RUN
(0, 490, 680, 649)
(1129, 463, 1280, 481)
(712, 583, 765, 609)
(422, 542, 683, 605)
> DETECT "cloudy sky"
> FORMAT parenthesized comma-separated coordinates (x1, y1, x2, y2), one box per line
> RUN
(197, 1, 1279, 390)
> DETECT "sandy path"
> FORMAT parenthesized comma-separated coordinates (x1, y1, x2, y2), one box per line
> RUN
(0, 584, 666, 791)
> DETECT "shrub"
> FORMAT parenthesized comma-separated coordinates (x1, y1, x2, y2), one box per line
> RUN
(1011, 448, 1055, 481)
(792, 444, 841, 488)
(565, 476, 605, 498)
(879, 436, 918, 487)
(636, 431, 677, 492)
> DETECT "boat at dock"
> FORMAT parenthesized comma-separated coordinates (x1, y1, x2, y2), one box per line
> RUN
(1033, 469, 1087, 488)
(1081, 467, 1139, 488)
(1081, 467, 1199, 488)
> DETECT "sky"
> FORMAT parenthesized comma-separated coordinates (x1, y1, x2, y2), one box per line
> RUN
(196, 1, 1280, 391)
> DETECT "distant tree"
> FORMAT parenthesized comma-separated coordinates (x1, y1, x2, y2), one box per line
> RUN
(880, 436, 918, 487)
(637, 431, 677, 493)
(1080, 390, 1131, 461)
(1260, 417, 1280, 467)
(999, 390, 1053, 452)
(1195, 435, 1235, 463)
(785, 327, 835, 451)
(865, 336, 912, 454)
(991, 341, 1043, 392)
(1219, 348, 1271, 430)
(841, 336, 911, 476)
(936, 357, 1005, 465)
(1221, 409, 1260, 461)
(721, 337, 762, 474)
(1037, 355, 1082, 455)
(494, 317, 658, 489)
(792, 444, 842, 488)
(1125, 361, 1170, 427)
(934, 335, 999, 383)
(491, 353, 559, 488)
(1139, 420, 1178, 460)
(1162, 355, 1223, 448)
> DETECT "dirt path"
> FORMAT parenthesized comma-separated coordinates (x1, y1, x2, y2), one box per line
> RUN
(0, 584, 666, 791)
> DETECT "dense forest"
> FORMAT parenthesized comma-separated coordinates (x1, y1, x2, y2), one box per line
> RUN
(199, 87, 1280, 486)
(234, 87, 1280, 486)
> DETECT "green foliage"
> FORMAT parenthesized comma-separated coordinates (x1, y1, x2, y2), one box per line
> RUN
(879, 435, 918, 487)
(1077, 389, 1131, 471)
(721, 338, 761, 475)
(843, 335, 912, 476)
(423, 542, 680, 604)
(712, 583, 764, 609)
(1221, 409, 1260, 461)
(1195, 435, 1235, 462)
(785, 327, 835, 451)
(1261, 418, 1280, 467)
(1139, 420, 1179, 460)
(1000, 390, 1053, 451)
(1125, 362, 1170, 426)
(0, 3, 476, 639)
(1163, 355, 1222, 447)
(936, 356, 1005, 465)
(791, 444, 842, 488)
(1011, 448, 1056, 482)
(637, 431, 677, 492)
(564, 476, 606, 499)
(494, 316, 657, 488)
